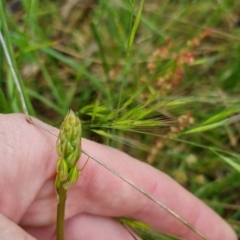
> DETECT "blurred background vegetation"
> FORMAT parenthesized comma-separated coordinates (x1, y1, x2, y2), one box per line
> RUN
(1, 0, 240, 239)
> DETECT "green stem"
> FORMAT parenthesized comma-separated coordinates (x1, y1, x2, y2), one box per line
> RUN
(56, 183, 67, 240)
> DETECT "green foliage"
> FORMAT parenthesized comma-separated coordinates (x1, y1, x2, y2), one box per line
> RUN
(1, 0, 240, 239)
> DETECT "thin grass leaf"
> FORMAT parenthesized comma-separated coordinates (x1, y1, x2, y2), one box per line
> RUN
(120, 218, 181, 240)
(120, 0, 166, 39)
(183, 113, 240, 134)
(0, 1, 35, 117)
(201, 107, 240, 126)
(26, 88, 65, 115)
(211, 150, 240, 173)
(22, 0, 39, 38)
(117, 88, 143, 113)
(92, 129, 148, 150)
(117, 0, 144, 113)
(0, 0, 5, 83)
(34, 52, 64, 107)
(127, 0, 144, 52)
(41, 47, 112, 102)
(91, 23, 110, 81)
(0, 88, 11, 113)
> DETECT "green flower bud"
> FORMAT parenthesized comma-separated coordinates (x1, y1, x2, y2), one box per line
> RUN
(66, 151, 80, 168)
(57, 158, 69, 182)
(63, 166, 79, 190)
(56, 110, 82, 191)
(65, 141, 74, 156)
(57, 110, 81, 161)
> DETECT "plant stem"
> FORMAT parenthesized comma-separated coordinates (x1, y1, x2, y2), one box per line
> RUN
(56, 182, 67, 240)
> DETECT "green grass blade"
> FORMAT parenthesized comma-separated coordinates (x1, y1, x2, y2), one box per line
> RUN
(0, 1, 35, 116)
(183, 113, 240, 134)
(127, 0, 144, 52)
(0, 0, 5, 84)
(117, 0, 144, 112)
(201, 107, 240, 126)
(211, 150, 240, 173)
(91, 22, 110, 81)
(26, 88, 65, 115)
(41, 47, 111, 102)
(0, 88, 11, 113)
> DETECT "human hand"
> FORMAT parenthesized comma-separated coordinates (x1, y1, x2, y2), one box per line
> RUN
(0, 114, 237, 240)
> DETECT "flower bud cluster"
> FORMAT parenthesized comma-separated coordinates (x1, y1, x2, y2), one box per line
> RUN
(55, 110, 82, 190)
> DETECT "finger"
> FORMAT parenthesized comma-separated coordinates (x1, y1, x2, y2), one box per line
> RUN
(0, 113, 57, 224)
(0, 213, 36, 240)
(24, 213, 141, 240)
(65, 214, 141, 240)
(71, 139, 238, 240)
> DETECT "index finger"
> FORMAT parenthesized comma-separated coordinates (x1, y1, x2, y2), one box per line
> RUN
(75, 139, 237, 240)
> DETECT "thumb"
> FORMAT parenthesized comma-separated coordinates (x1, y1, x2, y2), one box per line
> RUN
(0, 213, 36, 240)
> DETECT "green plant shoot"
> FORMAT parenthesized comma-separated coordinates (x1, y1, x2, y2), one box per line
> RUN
(55, 110, 83, 240)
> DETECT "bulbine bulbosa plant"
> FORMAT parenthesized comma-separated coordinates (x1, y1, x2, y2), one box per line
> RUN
(55, 110, 85, 240)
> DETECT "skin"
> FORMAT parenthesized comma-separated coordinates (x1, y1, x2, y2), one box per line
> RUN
(0, 113, 237, 240)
